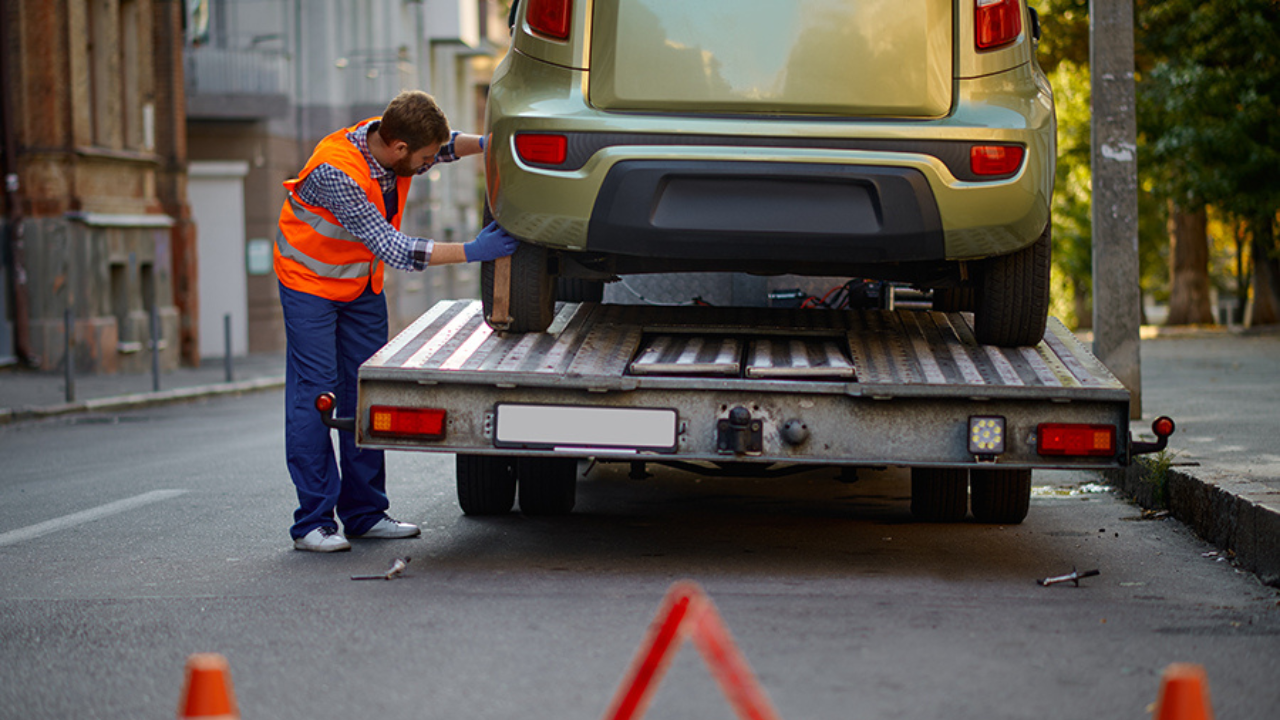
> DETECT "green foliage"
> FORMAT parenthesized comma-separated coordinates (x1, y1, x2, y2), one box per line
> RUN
(1047, 60, 1093, 326)
(1136, 0, 1280, 220)
(1033, 0, 1090, 73)
(1035, 0, 1276, 324)
(1136, 449, 1179, 508)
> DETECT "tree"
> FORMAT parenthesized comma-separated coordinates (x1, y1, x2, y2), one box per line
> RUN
(1136, 0, 1280, 325)
(1165, 203, 1214, 324)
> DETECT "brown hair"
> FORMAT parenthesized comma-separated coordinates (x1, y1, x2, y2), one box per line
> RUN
(377, 90, 451, 151)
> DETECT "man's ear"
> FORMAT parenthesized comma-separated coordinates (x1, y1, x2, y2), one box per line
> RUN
(389, 139, 410, 157)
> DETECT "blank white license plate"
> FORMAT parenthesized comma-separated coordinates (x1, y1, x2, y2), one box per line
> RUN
(493, 404, 678, 452)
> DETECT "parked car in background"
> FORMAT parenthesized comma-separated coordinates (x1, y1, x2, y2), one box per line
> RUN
(483, 0, 1055, 346)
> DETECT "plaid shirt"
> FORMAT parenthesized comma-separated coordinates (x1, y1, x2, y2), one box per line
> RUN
(294, 122, 460, 271)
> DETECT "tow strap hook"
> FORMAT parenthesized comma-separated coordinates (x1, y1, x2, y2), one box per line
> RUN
(716, 406, 763, 455)
(1129, 416, 1176, 457)
(315, 392, 356, 433)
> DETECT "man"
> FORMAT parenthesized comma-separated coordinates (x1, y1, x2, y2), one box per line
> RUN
(276, 90, 517, 552)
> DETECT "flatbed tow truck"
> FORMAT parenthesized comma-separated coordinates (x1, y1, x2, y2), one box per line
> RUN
(318, 300, 1173, 524)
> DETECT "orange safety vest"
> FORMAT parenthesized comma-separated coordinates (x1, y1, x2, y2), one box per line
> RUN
(275, 118, 413, 301)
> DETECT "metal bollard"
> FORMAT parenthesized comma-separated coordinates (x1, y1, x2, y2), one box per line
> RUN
(64, 308, 75, 403)
(224, 313, 233, 382)
(150, 297, 160, 392)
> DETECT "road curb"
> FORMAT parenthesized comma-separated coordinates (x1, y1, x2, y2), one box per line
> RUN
(1107, 464, 1280, 588)
(0, 376, 285, 426)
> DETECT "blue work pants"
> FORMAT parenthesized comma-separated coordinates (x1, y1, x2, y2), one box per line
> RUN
(279, 281, 389, 539)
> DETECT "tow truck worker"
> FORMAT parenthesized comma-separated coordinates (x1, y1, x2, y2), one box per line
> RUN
(275, 90, 517, 552)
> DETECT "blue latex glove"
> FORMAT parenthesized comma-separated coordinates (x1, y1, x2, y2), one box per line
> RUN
(464, 222, 519, 263)
(478, 134, 487, 151)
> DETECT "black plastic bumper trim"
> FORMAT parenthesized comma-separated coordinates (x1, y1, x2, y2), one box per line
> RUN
(586, 160, 945, 264)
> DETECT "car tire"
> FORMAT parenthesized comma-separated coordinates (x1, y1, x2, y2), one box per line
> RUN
(481, 242, 556, 333)
(970, 468, 1032, 524)
(456, 454, 517, 515)
(556, 277, 605, 303)
(974, 223, 1051, 347)
(516, 456, 578, 515)
(910, 467, 969, 522)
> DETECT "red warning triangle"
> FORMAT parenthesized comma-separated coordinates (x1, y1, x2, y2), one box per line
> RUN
(601, 580, 781, 720)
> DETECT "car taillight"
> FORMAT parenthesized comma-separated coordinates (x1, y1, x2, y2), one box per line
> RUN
(527, 0, 571, 40)
(515, 133, 568, 166)
(369, 406, 447, 439)
(1037, 423, 1116, 457)
(970, 145, 1025, 176)
(975, 0, 1022, 50)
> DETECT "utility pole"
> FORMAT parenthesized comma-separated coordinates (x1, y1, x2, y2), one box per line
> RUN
(1090, 0, 1142, 419)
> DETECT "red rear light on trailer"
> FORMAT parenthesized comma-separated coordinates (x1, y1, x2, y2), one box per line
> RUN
(970, 145, 1025, 176)
(975, 0, 1022, 50)
(1037, 423, 1116, 457)
(515, 133, 569, 166)
(527, 0, 571, 40)
(369, 406, 447, 439)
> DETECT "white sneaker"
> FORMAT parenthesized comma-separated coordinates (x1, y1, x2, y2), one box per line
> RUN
(293, 527, 351, 552)
(350, 516, 421, 539)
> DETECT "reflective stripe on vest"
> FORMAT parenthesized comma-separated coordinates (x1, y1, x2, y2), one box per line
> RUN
(275, 118, 406, 300)
(276, 196, 380, 280)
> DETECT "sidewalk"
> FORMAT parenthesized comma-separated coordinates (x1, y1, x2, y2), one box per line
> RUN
(0, 353, 286, 424)
(1, 326, 1277, 584)
(1119, 325, 1280, 587)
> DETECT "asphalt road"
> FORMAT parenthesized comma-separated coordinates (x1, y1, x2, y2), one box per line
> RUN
(1, 391, 1278, 720)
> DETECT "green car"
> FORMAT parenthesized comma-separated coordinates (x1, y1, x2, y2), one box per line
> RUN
(483, 0, 1055, 346)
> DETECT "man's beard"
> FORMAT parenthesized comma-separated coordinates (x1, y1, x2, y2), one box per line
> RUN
(390, 157, 419, 177)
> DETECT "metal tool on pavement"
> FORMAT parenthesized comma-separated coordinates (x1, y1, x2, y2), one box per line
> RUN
(1036, 566, 1100, 587)
(351, 556, 411, 581)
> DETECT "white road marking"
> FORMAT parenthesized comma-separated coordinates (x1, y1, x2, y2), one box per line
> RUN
(0, 489, 188, 548)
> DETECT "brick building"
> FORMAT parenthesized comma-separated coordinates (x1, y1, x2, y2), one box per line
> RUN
(1, 0, 194, 372)
(2, 0, 501, 372)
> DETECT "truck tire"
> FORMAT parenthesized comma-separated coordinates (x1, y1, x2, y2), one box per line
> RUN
(556, 277, 604, 303)
(516, 457, 578, 515)
(910, 467, 969, 522)
(973, 223, 1051, 347)
(970, 468, 1032, 524)
(456, 454, 517, 515)
(481, 242, 556, 333)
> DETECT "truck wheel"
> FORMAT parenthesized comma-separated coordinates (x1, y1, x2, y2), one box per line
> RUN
(481, 242, 556, 333)
(910, 468, 968, 522)
(516, 456, 578, 515)
(973, 223, 1051, 347)
(556, 277, 604, 303)
(456, 454, 517, 515)
(970, 468, 1032, 524)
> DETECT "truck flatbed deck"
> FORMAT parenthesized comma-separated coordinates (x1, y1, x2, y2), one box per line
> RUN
(355, 300, 1133, 468)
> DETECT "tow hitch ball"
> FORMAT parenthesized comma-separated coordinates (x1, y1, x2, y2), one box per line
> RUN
(315, 392, 356, 433)
(1131, 416, 1177, 457)
(717, 406, 763, 455)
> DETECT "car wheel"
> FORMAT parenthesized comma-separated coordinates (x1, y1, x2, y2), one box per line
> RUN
(556, 277, 605, 303)
(973, 223, 1051, 347)
(481, 242, 556, 333)
(456, 454, 517, 515)
(970, 468, 1032, 524)
(516, 457, 578, 515)
(910, 467, 969, 522)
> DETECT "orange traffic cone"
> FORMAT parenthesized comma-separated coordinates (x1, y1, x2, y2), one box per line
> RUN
(1153, 663, 1214, 720)
(177, 653, 240, 720)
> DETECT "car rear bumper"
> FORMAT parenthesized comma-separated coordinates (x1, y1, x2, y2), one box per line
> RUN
(486, 53, 1054, 263)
